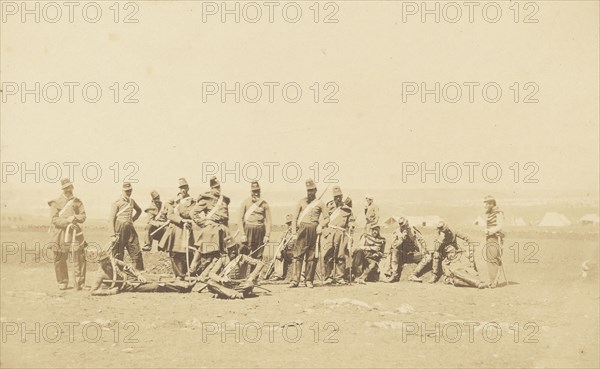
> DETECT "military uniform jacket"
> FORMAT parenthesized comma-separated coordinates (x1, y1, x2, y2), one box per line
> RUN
(109, 196, 141, 233)
(326, 200, 355, 230)
(145, 200, 166, 227)
(161, 194, 196, 253)
(47, 194, 86, 250)
(391, 225, 426, 252)
(239, 197, 272, 235)
(193, 190, 230, 226)
(292, 197, 329, 231)
(434, 229, 472, 254)
(364, 204, 380, 225)
(486, 206, 505, 237)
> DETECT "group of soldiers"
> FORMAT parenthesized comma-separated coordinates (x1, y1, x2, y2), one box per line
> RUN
(47, 177, 506, 298)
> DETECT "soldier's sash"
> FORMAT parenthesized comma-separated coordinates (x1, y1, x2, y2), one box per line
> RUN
(206, 195, 224, 220)
(244, 199, 264, 223)
(329, 207, 343, 225)
(58, 199, 75, 217)
(116, 199, 132, 217)
(298, 199, 319, 224)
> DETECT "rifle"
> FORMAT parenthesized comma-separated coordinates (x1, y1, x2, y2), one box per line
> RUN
(264, 229, 291, 280)
(150, 221, 170, 236)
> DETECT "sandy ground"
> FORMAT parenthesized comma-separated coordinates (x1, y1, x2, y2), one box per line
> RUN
(1, 228, 598, 368)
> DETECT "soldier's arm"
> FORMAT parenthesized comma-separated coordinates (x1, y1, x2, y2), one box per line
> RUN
(238, 200, 247, 235)
(108, 201, 118, 234)
(318, 201, 330, 228)
(168, 202, 184, 224)
(264, 202, 272, 238)
(456, 231, 472, 244)
(50, 203, 69, 229)
(348, 210, 356, 230)
(132, 200, 142, 222)
(372, 205, 380, 224)
(74, 199, 87, 224)
(487, 212, 505, 235)
(291, 201, 301, 235)
(240, 255, 264, 281)
(208, 259, 225, 281)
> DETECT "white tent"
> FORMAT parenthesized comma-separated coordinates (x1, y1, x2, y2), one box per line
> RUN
(538, 212, 571, 227)
(579, 214, 600, 225)
(513, 217, 527, 226)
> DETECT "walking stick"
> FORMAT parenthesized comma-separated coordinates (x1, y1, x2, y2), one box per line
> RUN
(183, 222, 192, 282)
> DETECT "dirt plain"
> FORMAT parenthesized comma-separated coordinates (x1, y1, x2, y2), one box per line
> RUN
(1, 226, 598, 368)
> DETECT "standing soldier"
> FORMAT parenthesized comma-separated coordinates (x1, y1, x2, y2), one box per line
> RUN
(142, 190, 165, 252)
(352, 224, 386, 283)
(289, 179, 329, 288)
(159, 178, 195, 279)
(238, 181, 272, 262)
(483, 195, 505, 288)
(322, 185, 355, 285)
(47, 178, 87, 290)
(382, 216, 426, 282)
(190, 183, 231, 277)
(108, 182, 144, 272)
(364, 195, 379, 233)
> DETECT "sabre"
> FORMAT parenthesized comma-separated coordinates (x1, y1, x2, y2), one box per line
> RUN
(151, 221, 170, 236)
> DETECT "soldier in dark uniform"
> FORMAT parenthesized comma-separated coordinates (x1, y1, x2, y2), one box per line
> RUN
(238, 181, 272, 262)
(189, 181, 231, 278)
(483, 195, 506, 288)
(322, 185, 355, 285)
(159, 178, 195, 279)
(205, 241, 265, 299)
(47, 178, 87, 290)
(382, 216, 426, 282)
(142, 190, 166, 252)
(108, 182, 144, 272)
(352, 224, 386, 283)
(289, 178, 329, 288)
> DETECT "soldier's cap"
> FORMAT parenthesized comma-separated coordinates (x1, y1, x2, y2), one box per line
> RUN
(122, 182, 133, 190)
(305, 178, 317, 190)
(178, 178, 189, 188)
(365, 194, 373, 200)
(437, 221, 447, 230)
(210, 176, 220, 189)
(60, 178, 73, 190)
(397, 216, 408, 227)
(151, 190, 160, 199)
(251, 181, 260, 191)
(332, 185, 343, 197)
(483, 195, 495, 203)
(285, 214, 293, 224)
(371, 224, 381, 230)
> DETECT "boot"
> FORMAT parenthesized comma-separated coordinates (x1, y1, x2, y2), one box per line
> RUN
(428, 274, 440, 284)
(408, 275, 423, 283)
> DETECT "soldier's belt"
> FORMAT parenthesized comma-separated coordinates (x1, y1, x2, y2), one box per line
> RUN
(244, 222, 265, 227)
(328, 225, 347, 231)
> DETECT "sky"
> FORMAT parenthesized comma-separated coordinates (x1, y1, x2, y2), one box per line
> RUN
(1, 1, 599, 218)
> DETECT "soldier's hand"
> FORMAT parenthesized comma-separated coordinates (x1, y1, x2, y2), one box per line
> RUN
(263, 236, 269, 244)
(138, 275, 147, 283)
(241, 235, 248, 243)
(110, 234, 118, 242)
(67, 215, 76, 223)
(220, 276, 230, 283)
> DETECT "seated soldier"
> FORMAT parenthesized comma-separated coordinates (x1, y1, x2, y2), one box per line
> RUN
(205, 242, 265, 299)
(91, 244, 195, 296)
(352, 224, 386, 284)
(382, 217, 427, 283)
(409, 221, 486, 289)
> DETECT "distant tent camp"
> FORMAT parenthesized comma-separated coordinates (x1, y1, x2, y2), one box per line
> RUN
(384, 215, 442, 228)
(538, 212, 571, 227)
(473, 216, 485, 226)
(579, 214, 600, 225)
(514, 217, 527, 226)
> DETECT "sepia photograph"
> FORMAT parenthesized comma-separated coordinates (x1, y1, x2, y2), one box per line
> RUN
(0, 0, 599, 368)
